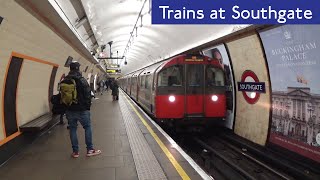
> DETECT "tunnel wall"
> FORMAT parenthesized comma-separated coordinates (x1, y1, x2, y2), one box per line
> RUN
(0, 0, 100, 150)
(226, 34, 271, 145)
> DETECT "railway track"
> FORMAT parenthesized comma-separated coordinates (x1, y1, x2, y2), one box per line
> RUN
(193, 136, 292, 180)
(219, 133, 320, 180)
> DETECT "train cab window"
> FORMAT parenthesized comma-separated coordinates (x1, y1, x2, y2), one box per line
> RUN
(132, 78, 137, 88)
(140, 76, 145, 87)
(145, 75, 151, 89)
(188, 64, 203, 86)
(206, 66, 225, 86)
(158, 65, 183, 87)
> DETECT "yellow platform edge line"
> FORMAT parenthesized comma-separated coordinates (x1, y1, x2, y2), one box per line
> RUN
(122, 91, 191, 180)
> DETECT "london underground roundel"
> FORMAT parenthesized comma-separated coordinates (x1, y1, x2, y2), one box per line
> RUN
(238, 70, 266, 104)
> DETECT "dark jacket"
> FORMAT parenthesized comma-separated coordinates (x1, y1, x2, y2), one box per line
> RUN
(111, 81, 119, 96)
(65, 71, 92, 111)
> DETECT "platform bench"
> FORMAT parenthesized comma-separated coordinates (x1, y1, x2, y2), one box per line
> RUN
(19, 113, 58, 132)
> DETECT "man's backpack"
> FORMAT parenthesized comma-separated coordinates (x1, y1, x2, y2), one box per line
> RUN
(60, 78, 78, 106)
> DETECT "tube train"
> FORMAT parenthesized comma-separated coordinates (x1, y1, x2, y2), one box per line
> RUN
(119, 54, 226, 128)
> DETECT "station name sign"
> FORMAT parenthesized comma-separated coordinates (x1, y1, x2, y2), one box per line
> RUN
(107, 69, 116, 73)
(109, 64, 120, 68)
(107, 69, 121, 73)
(237, 82, 266, 93)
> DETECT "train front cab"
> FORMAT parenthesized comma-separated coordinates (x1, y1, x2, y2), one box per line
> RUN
(155, 55, 226, 125)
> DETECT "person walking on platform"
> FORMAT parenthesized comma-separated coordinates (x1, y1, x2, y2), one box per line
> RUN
(62, 62, 101, 158)
(111, 80, 119, 101)
(99, 79, 105, 95)
(105, 79, 109, 91)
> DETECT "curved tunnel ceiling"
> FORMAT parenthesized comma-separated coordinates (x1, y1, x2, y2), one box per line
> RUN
(57, 0, 249, 74)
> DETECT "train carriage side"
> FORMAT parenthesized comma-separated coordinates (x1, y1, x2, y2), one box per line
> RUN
(124, 76, 129, 93)
(137, 62, 165, 115)
(126, 73, 134, 94)
(130, 69, 145, 101)
(120, 75, 127, 92)
(121, 76, 126, 90)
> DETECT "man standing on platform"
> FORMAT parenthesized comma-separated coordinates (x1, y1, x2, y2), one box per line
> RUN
(63, 62, 101, 158)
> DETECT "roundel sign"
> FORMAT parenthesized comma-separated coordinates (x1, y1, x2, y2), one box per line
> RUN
(237, 70, 266, 104)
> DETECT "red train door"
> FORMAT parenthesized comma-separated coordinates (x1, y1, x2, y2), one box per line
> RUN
(185, 64, 205, 117)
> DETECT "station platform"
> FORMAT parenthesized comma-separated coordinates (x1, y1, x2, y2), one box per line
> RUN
(0, 90, 211, 180)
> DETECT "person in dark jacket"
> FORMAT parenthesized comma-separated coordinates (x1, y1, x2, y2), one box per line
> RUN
(65, 62, 101, 158)
(111, 80, 119, 101)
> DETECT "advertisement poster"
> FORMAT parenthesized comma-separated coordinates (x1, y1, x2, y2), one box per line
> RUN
(202, 44, 235, 129)
(260, 25, 320, 162)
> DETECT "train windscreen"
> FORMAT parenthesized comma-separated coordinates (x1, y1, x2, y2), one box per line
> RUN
(157, 65, 183, 87)
(187, 64, 204, 87)
(206, 66, 225, 87)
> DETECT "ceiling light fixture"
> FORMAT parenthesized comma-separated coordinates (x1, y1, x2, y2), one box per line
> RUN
(124, 56, 128, 65)
(107, 41, 113, 57)
(140, 15, 143, 27)
(136, 27, 138, 37)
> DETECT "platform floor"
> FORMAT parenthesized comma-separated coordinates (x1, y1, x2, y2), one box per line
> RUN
(0, 90, 210, 180)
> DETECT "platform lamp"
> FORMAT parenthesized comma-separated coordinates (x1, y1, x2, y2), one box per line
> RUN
(124, 56, 127, 65)
(117, 51, 119, 65)
(107, 41, 113, 58)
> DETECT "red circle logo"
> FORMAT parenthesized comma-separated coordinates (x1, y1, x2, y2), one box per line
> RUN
(240, 70, 260, 104)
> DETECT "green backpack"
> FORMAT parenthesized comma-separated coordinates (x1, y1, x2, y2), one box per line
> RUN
(60, 78, 78, 106)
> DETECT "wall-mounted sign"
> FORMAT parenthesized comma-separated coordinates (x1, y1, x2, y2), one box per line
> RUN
(64, 56, 73, 67)
(0, 16, 3, 25)
(238, 70, 265, 104)
(109, 64, 120, 68)
(107, 69, 116, 73)
(260, 25, 320, 163)
(238, 82, 265, 93)
(84, 66, 88, 73)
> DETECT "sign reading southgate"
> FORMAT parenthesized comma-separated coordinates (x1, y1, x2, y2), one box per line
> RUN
(238, 70, 265, 104)
(152, 0, 320, 24)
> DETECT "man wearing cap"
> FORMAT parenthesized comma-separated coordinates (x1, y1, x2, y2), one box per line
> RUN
(65, 62, 101, 158)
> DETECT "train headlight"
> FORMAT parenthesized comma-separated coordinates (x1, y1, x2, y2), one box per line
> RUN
(169, 95, 175, 102)
(211, 95, 218, 102)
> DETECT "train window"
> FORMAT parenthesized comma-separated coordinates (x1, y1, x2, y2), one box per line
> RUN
(132, 78, 136, 88)
(145, 75, 151, 89)
(206, 66, 225, 86)
(158, 65, 183, 87)
(188, 65, 203, 86)
(140, 76, 145, 87)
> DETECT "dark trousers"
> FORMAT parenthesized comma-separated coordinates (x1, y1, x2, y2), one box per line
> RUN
(60, 114, 64, 124)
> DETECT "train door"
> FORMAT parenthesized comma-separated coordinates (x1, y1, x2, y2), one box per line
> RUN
(185, 64, 205, 116)
(138, 74, 145, 104)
